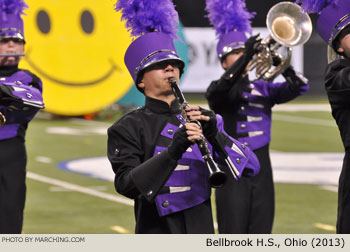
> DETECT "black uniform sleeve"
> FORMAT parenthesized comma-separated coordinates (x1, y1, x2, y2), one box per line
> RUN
(205, 35, 261, 114)
(325, 59, 350, 106)
(282, 65, 309, 89)
(205, 79, 232, 113)
(205, 55, 249, 114)
(107, 117, 178, 202)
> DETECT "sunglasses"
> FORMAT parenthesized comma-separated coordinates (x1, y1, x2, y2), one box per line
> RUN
(147, 60, 183, 71)
(0, 38, 25, 44)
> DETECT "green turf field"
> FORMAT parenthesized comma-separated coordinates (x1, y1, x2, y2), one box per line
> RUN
(22, 104, 341, 234)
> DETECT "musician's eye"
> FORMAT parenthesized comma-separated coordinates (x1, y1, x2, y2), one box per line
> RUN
(36, 10, 51, 34)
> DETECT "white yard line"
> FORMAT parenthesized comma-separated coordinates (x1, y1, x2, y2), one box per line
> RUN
(272, 114, 337, 127)
(26, 172, 134, 206)
(272, 104, 331, 112)
(200, 103, 331, 112)
(27, 172, 221, 230)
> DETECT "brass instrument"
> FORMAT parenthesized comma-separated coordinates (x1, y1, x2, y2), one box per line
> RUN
(0, 112, 5, 127)
(169, 78, 230, 188)
(248, 2, 312, 81)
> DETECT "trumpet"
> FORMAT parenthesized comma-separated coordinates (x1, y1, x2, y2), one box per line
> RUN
(0, 112, 5, 127)
(247, 2, 312, 81)
(169, 78, 227, 188)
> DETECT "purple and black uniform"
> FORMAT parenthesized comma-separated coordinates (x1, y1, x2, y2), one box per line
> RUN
(325, 58, 350, 233)
(107, 96, 260, 233)
(0, 65, 43, 233)
(206, 62, 308, 233)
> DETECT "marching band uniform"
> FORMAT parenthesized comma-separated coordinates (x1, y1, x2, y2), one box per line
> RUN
(108, 0, 260, 234)
(301, 0, 350, 233)
(0, 0, 44, 233)
(205, 0, 309, 234)
(325, 57, 350, 233)
(108, 96, 259, 233)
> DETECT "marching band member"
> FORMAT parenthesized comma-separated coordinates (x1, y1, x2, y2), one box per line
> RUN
(205, 0, 309, 234)
(0, 0, 44, 233)
(107, 0, 260, 234)
(297, 0, 350, 233)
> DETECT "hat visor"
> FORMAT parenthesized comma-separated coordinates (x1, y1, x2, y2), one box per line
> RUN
(137, 51, 184, 75)
(0, 30, 25, 42)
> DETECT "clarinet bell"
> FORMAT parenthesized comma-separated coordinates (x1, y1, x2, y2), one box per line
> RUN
(206, 157, 227, 188)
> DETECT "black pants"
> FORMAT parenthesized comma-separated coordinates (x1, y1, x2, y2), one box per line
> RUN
(0, 137, 27, 234)
(337, 149, 350, 233)
(215, 144, 274, 233)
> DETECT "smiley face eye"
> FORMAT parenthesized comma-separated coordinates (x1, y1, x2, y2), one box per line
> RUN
(80, 10, 94, 34)
(36, 10, 51, 34)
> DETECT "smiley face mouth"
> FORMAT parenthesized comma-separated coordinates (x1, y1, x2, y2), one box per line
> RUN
(24, 48, 120, 87)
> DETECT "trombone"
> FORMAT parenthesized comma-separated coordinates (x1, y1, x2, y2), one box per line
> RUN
(247, 2, 312, 81)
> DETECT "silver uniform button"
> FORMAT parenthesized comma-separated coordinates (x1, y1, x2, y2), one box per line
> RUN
(241, 124, 246, 129)
(244, 142, 249, 147)
(236, 158, 241, 164)
(26, 93, 33, 99)
(244, 95, 248, 99)
(147, 191, 153, 197)
(241, 106, 245, 111)
(167, 128, 174, 135)
(241, 144, 246, 149)
(229, 74, 233, 78)
(162, 201, 170, 207)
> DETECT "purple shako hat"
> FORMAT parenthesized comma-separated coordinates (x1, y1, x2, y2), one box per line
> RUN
(114, 0, 184, 90)
(205, 0, 255, 60)
(0, 0, 28, 42)
(317, 0, 350, 50)
(296, 0, 350, 50)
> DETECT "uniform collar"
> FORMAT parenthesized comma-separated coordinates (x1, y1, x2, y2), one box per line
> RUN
(145, 96, 180, 114)
(0, 64, 18, 76)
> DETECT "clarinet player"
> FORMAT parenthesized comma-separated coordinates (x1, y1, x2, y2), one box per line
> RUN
(107, 0, 260, 234)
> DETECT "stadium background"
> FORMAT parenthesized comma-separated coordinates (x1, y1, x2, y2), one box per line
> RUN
(16, 0, 340, 233)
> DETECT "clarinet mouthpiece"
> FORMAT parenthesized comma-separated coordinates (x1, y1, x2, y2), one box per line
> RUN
(168, 78, 177, 85)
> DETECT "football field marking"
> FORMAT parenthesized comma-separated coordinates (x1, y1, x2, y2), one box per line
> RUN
(110, 225, 130, 234)
(272, 114, 336, 127)
(26, 172, 134, 206)
(314, 223, 336, 232)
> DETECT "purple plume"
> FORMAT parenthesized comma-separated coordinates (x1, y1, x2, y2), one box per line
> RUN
(115, 0, 179, 39)
(0, 0, 28, 21)
(295, 0, 340, 13)
(205, 0, 255, 37)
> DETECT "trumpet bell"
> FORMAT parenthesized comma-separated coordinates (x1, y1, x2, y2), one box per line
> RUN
(267, 1, 312, 47)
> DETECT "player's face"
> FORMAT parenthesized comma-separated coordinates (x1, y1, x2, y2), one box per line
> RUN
(337, 33, 350, 58)
(222, 49, 244, 70)
(0, 38, 24, 66)
(138, 60, 181, 99)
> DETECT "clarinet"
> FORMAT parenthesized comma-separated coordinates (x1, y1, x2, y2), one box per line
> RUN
(169, 78, 227, 188)
(0, 53, 25, 57)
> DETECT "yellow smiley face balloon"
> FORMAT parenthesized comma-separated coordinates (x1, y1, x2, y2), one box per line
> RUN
(20, 0, 133, 116)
